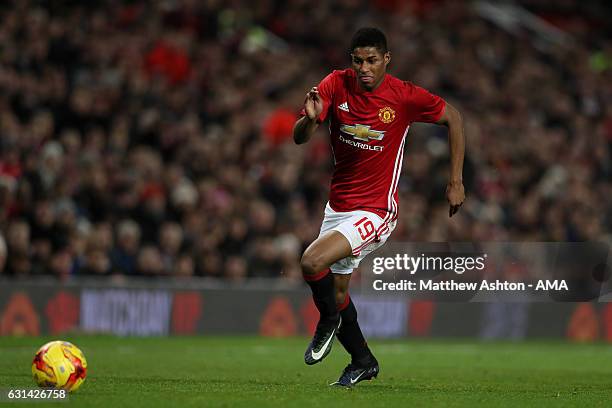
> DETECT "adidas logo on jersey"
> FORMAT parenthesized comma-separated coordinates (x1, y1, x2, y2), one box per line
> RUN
(338, 102, 349, 112)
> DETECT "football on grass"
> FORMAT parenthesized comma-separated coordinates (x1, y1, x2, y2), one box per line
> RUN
(31, 340, 87, 392)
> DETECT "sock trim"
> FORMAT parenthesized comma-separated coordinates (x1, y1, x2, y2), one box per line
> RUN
(303, 267, 331, 282)
(337, 293, 350, 311)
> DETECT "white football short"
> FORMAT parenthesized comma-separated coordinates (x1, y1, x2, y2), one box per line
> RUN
(318, 202, 396, 275)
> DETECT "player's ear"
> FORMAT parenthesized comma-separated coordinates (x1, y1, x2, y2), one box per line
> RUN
(384, 52, 391, 67)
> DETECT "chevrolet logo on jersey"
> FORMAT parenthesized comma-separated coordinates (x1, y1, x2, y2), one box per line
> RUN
(340, 124, 385, 142)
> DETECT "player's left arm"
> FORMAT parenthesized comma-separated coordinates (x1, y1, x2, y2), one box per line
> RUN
(435, 103, 465, 217)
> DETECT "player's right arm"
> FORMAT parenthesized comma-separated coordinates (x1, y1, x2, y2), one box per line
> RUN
(294, 72, 336, 144)
(293, 87, 324, 144)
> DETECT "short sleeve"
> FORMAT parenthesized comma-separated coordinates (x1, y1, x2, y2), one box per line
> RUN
(300, 72, 335, 123)
(405, 83, 446, 123)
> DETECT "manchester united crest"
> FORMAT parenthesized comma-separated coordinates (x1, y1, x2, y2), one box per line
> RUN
(378, 107, 396, 124)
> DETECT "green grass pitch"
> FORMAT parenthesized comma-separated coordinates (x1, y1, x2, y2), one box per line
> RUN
(1, 336, 611, 407)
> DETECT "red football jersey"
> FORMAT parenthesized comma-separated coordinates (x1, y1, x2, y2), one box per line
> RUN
(306, 68, 446, 228)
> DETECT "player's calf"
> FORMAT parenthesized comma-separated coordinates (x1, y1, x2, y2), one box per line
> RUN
(301, 232, 352, 365)
(302, 265, 341, 365)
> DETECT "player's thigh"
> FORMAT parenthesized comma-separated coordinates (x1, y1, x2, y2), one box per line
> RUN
(329, 217, 396, 285)
(301, 230, 352, 275)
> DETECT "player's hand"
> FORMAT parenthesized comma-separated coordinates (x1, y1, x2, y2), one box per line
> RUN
(446, 181, 465, 217)
(304, 87, 324, 121)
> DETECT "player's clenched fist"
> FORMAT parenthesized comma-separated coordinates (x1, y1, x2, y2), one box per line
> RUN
(304, 87, 324, 120)
(446, 181, 465, 217)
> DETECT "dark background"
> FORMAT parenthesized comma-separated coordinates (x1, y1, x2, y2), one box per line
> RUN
(0, 0, 610, 284)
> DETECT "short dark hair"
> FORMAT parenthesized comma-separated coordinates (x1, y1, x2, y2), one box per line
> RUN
(350, 27, 388, 54)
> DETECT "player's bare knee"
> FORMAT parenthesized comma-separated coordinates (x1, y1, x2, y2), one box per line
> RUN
(300, 253, 325, 276)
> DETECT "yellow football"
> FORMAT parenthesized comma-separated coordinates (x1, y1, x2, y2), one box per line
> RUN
(31, 340, 88, 392)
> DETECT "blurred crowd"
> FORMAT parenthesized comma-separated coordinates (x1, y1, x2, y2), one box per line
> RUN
(0, 0, 610, 282)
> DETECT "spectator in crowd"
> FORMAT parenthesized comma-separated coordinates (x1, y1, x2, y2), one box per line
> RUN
(159, 221, 184, 272)
(174, 252, 195, 278)
(136, 246, 164, 276)
(110, 219, 141, 275)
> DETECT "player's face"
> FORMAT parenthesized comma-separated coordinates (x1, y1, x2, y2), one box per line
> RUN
(351, 47, 390, 91)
